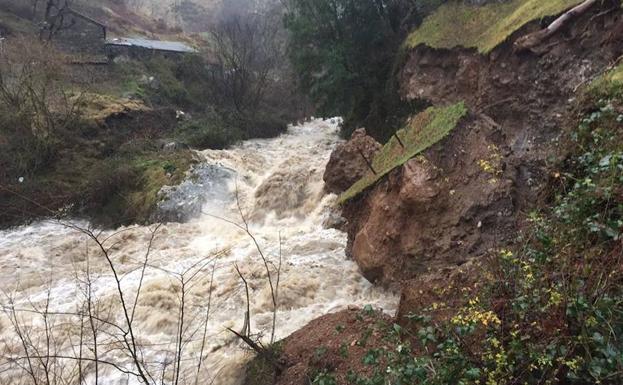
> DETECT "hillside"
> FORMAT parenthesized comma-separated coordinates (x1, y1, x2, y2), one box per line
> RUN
(0, 0, 190, 37)
(249, 1, 623, 384)
(2, 1, 623, 384)
(0, 0, 297, 228)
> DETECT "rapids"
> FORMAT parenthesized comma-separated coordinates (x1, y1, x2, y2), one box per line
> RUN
(0, 119, 398, 385)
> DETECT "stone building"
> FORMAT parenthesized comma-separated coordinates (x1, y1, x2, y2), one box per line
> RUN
(39, 7, 107, 56)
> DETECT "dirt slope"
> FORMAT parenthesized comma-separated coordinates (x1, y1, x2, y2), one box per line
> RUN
(260, 3, 623, 382)
(337, 0, 623, 285)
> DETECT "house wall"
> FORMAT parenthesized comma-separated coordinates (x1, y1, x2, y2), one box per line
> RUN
(50, 12, 106, 56)
(106, 45, 188, 61)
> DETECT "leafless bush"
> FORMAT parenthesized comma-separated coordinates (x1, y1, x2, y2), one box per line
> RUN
(203, 186, 284, 374)
(0, 37, 88, 182)
(0, 37, 83, 138)
(0, 223, 211, 385)
(208, 6, 284, 115)
(0, 201, 284, 384)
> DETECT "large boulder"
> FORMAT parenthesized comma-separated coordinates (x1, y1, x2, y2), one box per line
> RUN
(323, 128, 381, 194)
(343, 116, 517, 284)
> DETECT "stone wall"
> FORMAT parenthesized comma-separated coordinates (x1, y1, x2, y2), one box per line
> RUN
(51, 11, 106, 56)
(106, 45, 188, 61)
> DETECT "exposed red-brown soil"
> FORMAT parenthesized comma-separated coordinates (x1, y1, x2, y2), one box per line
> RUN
(323, 128, 382, 194)
(338, 0, 623, 285)
(273, 308, 394, 385)
(342, 114, 516, 284)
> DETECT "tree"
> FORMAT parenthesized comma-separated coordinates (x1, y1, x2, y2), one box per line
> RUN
(283, 0, 443, 140)
(283, 1, 402, 131)
(208, 3, 284, 115)
(35, 0, 74, 41)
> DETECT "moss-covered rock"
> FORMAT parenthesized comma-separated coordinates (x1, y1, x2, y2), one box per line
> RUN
(339, 102, 467, 203)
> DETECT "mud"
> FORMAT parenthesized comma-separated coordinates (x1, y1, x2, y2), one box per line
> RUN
(323, 128, 382, 194)
(340, 1, 623, 285)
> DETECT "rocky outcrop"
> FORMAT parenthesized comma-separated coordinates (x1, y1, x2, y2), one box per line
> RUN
(339, 1, 623, 284)
(323, 128, 381, 194)
(343, 115, 516, 283)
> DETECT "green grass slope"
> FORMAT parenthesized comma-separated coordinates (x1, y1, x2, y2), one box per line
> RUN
(339, 102, 467, 203)
(406, 0, 585, 53)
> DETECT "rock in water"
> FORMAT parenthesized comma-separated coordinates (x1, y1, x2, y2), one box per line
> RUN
(155, 164, 234, 223)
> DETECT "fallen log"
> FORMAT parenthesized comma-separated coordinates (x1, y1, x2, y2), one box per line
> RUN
(514, 0, 599, 53)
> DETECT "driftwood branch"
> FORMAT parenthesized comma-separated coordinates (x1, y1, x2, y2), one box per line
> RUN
(514, 0, 598, 53)
(226, 328, 284, 374)
(358, 148, 377, 175)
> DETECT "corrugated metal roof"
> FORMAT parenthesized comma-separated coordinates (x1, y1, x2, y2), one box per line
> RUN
(106, 37, 197, 53)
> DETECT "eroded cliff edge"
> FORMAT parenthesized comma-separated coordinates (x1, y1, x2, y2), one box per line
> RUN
(333, 0, 623, 285)
(245, 2, 623, 384)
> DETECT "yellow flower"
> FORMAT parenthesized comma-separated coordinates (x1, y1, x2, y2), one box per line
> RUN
(478, 159, 495, 173)
(500, 249, 513, 258)
(564, 357, 582, 371)
(548, 290, 563, 306)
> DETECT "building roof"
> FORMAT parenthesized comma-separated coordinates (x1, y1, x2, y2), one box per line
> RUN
(106, 37, 197, 53)
(64, 8, 107, 29)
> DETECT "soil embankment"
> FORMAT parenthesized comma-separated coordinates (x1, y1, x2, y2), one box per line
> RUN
(338, 0, 623, 285)
(265, 2, 623, 384)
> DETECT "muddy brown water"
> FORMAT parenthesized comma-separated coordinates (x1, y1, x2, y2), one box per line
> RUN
(0, 119, 398, 385)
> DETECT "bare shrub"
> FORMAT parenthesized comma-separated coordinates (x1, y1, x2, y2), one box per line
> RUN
(1, 208, 284, 384)
(208, 7, 283, 115)
(0, 37, 85, 181)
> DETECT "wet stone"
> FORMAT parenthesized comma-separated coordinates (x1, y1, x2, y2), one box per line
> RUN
(155, 163, 235, 223)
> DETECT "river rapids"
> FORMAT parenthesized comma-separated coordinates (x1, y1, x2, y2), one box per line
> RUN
(0, 119, 398, 385)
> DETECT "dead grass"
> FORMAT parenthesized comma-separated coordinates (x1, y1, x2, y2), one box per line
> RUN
(406, 0, 585, 53)
(339, 102, 467, 203)
(75, 93, 150, 123)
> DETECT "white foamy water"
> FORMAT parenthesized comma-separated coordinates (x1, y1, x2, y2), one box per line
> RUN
(0, 119, 398, 385)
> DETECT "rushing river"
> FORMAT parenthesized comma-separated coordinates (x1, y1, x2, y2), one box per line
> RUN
(0, 119, 398, 385)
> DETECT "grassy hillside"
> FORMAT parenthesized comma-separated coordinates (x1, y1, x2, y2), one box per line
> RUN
(406, 0, 585, 53)
(339, 102, 467, 203)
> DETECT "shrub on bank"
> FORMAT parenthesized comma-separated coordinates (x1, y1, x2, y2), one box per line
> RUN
(351, 65, 623, 385)
(176, 109, 288, 150)
(176, 113, 243, 150)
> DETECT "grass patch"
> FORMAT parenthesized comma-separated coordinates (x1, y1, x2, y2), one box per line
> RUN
(242, 342, 283, 385)
(108, 150, 195, 225)
(339, 102, 467, 203)
(75, 93, 150, 123)
(583, 63, 623, 101)
(405, 0, 585, 53)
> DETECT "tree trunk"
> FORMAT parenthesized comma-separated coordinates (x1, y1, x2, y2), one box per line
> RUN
(514, 0, 599, 53)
